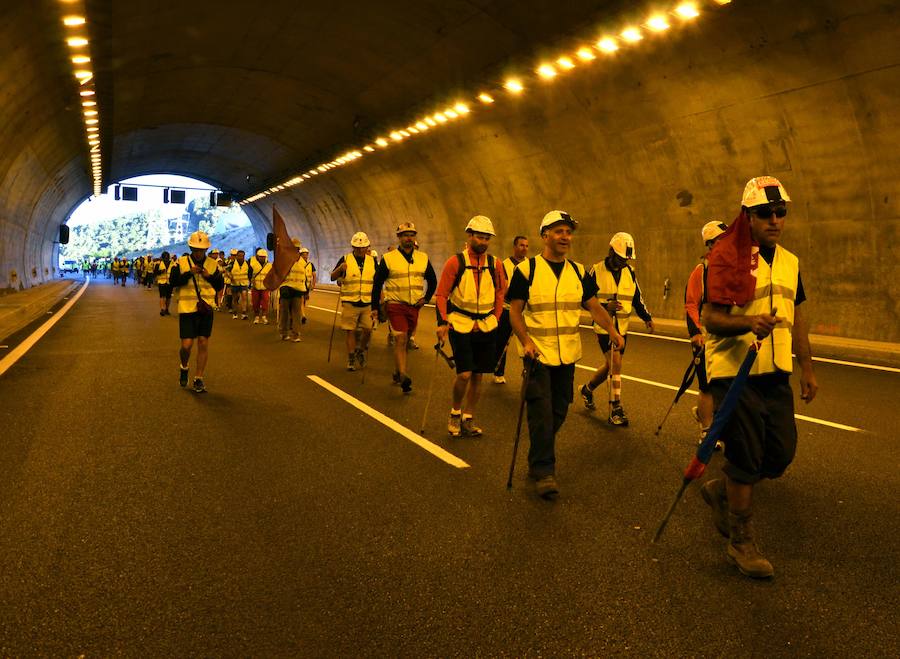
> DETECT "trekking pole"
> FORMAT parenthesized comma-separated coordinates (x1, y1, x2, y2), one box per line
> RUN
(506, 357, 535, 489)
(654, 347, 701, 436)
(492, 337, 511, 375)
(419, 341, 444, 434)
(326, 290, 341, 363)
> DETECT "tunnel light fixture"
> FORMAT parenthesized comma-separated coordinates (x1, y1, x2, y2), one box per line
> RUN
(74, 69, 92, 79)
(81, 100, 96, 107)
(83, 110, 98, 116)
(79, 89, 94, 96)
(238, 0, 736, 204)
(71, 55, 90, 64)
(63, 15, 86, 26)
(66, 37, 88, 47)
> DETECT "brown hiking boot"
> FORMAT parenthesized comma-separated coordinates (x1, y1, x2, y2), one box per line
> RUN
(700, 478, 729, 538)
(535, 475, 559, 499)
(726, 511, 775, 579)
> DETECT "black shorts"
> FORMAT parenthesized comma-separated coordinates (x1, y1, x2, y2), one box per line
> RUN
(597, 333, 628, 356)
(179, 311, 214, 339)
(158, 283, 172, 299)
(449, 328, 497, 374)
(709, 373, 797, 485)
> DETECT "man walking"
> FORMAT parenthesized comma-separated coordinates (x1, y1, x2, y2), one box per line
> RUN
(508, 211, 624, 498)
(330, 232, 378, 369)
(579, 232, 654, 426)
(279, 238, 306, 342)
(171, 231, 225, 393)
(371, 222, 437, 393)
(701, 176, 818, 579)
(435, 216, 506, 437)
(297, 246, 316, 325)
(229, 249, 249, 319)
(493, 235, 529, 384)
(155, 251, 176, 316)
(249, 248, 272, 324)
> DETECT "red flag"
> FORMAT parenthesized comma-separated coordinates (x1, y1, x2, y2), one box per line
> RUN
(705, 209, 759, 307)
(264, 206, 300, 290)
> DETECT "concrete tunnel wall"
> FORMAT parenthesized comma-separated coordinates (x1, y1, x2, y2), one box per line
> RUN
(252, 0, 900, 344)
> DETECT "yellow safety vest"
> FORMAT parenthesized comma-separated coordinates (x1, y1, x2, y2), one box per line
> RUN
(281, 258, 306, 292)
(593, 262, 636, 336)
(383, 249, 428, 305)
(520, 256, 585, 367)
(340, 253, 376, 303)
(250, 258, 272, 290)
(706, 245, 799, 379)
(156, 260, 175, 284)
(230, 261, 249, 286)
(176, 255, 218, 315)
(448, 252, 498, 333)
(502, 257, 522, 311)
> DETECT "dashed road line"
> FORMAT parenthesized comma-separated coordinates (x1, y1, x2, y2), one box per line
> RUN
(307, 375, 470, 469)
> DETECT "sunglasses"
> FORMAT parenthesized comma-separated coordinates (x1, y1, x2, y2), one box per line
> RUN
(751, 206, 788, 219)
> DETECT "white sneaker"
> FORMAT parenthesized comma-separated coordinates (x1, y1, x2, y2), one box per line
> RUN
(232, 314, 238, 319)
(262, 317, 269, 325)
(493, 375, 507, 384)
(253, 317, 260, 324)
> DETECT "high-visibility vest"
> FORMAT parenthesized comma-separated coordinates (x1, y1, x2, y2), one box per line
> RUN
(592, 261, 636, 336)
(448, 253, 498, 333)
(301, 259, 315, 292)
(519, 256, 585, 366)
(230, 261, 249, 286)
(176, 255, 218, 314)
(249, 258, 272, 290)
(502, 257, 522, 311)
(156, 260, 175, 284)
(706, 245, 799, 379)
(383, 249, 428, 305)
(340, 253, 376, 303)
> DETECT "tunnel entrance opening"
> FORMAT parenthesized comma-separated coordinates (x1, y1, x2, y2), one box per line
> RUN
(59, 174, 254, 271)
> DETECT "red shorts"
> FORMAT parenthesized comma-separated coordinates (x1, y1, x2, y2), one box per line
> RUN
(386, 303, 420, 335)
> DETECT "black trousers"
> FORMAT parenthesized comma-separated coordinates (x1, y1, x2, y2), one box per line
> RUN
(524, 361, 575, 478)
(493, 309, 513, 376)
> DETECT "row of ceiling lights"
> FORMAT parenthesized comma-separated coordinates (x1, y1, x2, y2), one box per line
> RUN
(58, 0, 102, 196)
(240, 0, 733, 205)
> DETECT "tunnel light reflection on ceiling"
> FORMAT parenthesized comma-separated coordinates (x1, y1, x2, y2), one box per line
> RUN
(239, 0, 730, 205)
(59, 0, 103, 197)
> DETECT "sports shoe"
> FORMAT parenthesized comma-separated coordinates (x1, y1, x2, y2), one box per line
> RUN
(535, 475, 559, 499)
(241, 314, 248, 320)
(727, 511, 775, 578)
(700, 478, 730, 538)
(608, 402, 629, 426)
(262, 317, 269, 325)
(192, 377, 207, 393)
(281, 335, 289, 341)
(232, 313, 239, 319)
(347, 356, 356, 371)
(493, 375, 507, 384)
(580, 384, 596, 410)
(448, 412, 462, 437)
(408, 337, 419, 350)
(400, 375, 413, 394)
(292, 336, 302, 343)
(253, 317, 260, 324)
(355, 348, 366, 369)
(179, 366, 189, 387)
(461, 417, 482, 437)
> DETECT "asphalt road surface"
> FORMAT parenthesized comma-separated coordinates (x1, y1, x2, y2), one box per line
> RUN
(1, 278, 897, 656)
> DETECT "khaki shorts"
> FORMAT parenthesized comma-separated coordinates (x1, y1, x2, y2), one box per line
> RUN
(341, 303, 374, 331)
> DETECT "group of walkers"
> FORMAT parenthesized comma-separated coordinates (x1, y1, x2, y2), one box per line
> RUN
(159, 175, 817, 579)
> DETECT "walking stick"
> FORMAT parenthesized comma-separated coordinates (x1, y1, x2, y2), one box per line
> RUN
(654, 346, 701, 436)
(506, 357, 535, 489)
(652, 338, 764, 543)
(419, 341, 444, 434)
(492, 336, 511, 375)
(326, 290, 342, 363)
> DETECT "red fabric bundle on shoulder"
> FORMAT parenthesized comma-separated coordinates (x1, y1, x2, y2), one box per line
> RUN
(705, 210, 759, 307)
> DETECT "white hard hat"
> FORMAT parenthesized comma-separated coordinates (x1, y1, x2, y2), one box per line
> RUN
(291, 238, 302, 248)
(465, 215, 495, 236)
(701, 221, 728, 243)
(396, 222, 417, 235)
(351, 231, 371, 248)
(539, 210, 577, 233)
(229, 249, 238, 256)
(299, 246, 309, 254)
(742, 176, 791, 208)
(610, 232, 636, 259)
(187, 231, 210, 249)
(256, 248, 267, 257)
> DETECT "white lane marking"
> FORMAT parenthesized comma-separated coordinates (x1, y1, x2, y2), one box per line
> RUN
(308, 305, 337, 314)
(573, 363, 864, 433)
(315, 288, 437, 309)
(0, 280, 89, 378)
(808, 356, 899, 374)
(307, 375, 470, 469)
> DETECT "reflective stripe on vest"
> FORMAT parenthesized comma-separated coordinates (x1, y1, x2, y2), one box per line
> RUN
(340, 254, 376, 303)
(448, 252, 498, 333)
(706, 245, 799, 379)
(521, 256, 584, 366)
(230, 261, 249, 286)
(250, 258, 272, 290)
(383, 249, 428, 304)
(156, 261, 175, 284)
(176, 256, 218, 315)
(283, 258, 310, 292)
(593, 262, 636, 335)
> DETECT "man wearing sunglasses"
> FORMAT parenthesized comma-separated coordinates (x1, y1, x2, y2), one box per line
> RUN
(701, 176, 818, 579)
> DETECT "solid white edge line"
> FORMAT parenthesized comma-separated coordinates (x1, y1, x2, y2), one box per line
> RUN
(0, 279, 89, 378)
(307, 375, 470, 469)
(573, 363, 864, 433)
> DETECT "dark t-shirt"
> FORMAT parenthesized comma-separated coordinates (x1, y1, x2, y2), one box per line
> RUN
(506, 258, 598, 304)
